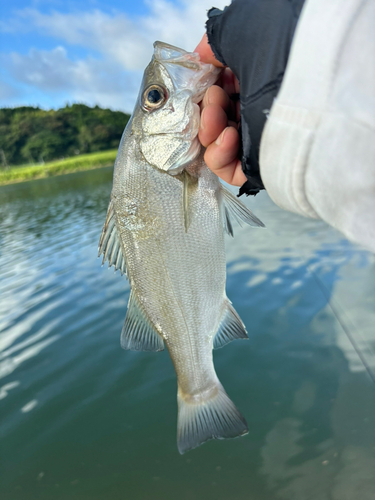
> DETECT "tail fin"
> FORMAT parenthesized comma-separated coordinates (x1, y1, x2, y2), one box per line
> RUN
(177, 384, 248, 454)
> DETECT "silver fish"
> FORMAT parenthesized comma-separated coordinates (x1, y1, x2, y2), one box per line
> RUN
(99, 42, 264, 454)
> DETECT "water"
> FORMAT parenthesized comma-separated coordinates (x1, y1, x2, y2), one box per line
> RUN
(0, 168, 374, 500)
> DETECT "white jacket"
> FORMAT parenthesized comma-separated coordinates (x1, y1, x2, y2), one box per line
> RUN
(260, 0, 375, 252)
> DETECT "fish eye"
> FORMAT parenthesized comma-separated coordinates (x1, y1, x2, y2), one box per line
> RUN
(142, 85, 166, 111)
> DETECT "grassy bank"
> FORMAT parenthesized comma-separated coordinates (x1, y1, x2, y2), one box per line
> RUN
(0, 149, 117, 185)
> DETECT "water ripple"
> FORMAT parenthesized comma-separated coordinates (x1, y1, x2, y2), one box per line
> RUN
(0, 169, 374, 500)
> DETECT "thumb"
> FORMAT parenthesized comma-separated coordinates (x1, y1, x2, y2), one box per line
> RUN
(194, 34, 224, 68)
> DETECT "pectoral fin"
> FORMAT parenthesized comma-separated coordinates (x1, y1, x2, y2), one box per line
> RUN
(98, 199, 127, 276)
(121, 291, 164, 352)
(223, 206, 234, 237)
(221, 186, 265, 236)
(182, 170, 198, 232)
(214, 300, 248, 349)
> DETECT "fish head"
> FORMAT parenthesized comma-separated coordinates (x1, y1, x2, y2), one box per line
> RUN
(132, 41, 221, 175)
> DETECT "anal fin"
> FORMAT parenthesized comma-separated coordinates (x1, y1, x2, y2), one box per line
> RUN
(214, 301, 248, 349)
(121, 291, 164, 352)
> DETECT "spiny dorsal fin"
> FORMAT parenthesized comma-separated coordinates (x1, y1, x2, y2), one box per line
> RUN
(221, 186, 265, 236)
(98, 199, 127, 277)
(214, 300, 248, 349)
(121, 291, 165, 352)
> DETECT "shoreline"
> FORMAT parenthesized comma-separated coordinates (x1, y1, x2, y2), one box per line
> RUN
(0, 149, 117, 186)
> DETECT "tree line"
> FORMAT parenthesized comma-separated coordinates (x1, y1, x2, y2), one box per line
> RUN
(0, 104, 130, 167)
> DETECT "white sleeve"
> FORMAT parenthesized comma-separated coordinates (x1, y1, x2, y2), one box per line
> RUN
(259, 0, 375, 253)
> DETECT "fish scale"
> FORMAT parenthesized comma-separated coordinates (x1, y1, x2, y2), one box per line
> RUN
(99, 41, 264, 453)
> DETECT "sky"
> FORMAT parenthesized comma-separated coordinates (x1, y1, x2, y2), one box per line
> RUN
(0, 0, 228, 113)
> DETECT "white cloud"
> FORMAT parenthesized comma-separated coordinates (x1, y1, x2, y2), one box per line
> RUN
(3, 46, 138, 110)
(13, 1, 229, 69)
(14, 8, 152, 71)
(1, 0, 229, 110)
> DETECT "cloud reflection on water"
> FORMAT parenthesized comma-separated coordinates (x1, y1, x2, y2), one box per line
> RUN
(0, 170, 374, 499)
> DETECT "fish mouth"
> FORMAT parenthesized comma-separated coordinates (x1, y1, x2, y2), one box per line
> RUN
(166, 99, 201, 175)
(152, 42, 219, 174)
(181, 99, 200, 141)
(139, 42, 220, 175)
(154, 42, 202, 71)
(153, 41, 221, 104)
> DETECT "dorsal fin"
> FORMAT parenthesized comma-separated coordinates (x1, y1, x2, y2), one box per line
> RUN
(214, 300, 248, 349)
(221, 186, 265, 236)
(98, 199, 127, 276)
(121, 291, 165, 351)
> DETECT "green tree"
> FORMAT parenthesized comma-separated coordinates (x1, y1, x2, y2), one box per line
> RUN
(0, 104, 130, 166)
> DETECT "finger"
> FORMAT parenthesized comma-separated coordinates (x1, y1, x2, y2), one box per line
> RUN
(236, 101, 241, 122)
(235, 75, 240, 94)
(204, 127, 247, 186)
(201, 85, 230, 111)
(221, 68, 236, 96)
(218, 69, 240, 121)
(199, 104, 228, 148)
(221, 68, 240, 96)
(194, 34, 224, 68)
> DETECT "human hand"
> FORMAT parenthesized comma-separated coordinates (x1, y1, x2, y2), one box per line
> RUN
(195, 35, 247, 187)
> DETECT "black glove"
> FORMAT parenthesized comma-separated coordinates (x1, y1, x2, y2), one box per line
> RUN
(206, 0, 305, 196)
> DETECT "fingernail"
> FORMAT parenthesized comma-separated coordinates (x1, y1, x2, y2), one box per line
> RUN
(200, 107, 206, 130)
(215, 128, 227, 146)
(205, 87, 211, 105)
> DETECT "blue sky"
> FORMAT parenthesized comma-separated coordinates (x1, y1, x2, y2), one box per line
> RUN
(0, 0, 228, 112)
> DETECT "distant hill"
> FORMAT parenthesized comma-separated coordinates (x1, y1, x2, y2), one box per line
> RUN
(0, 104, 130, 167)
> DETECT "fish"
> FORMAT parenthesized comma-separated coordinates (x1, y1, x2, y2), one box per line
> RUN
(98, 41, 264, 454)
